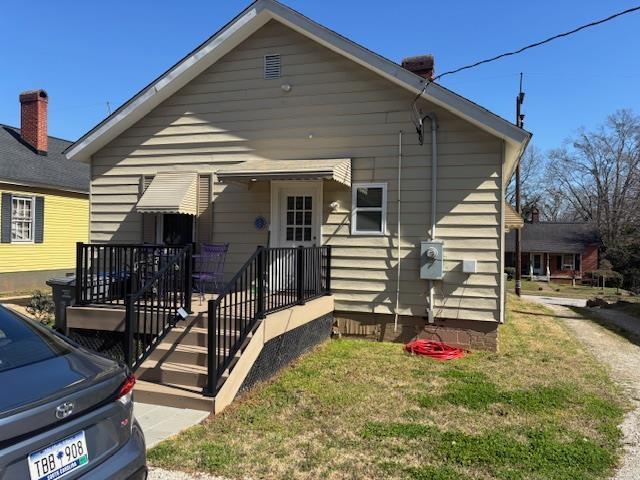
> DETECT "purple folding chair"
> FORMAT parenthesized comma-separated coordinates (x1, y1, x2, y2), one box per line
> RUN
(193, 243, 229, 301)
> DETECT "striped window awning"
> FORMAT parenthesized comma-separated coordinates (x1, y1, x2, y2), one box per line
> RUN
(216, 158, 351, 186)
(505, 203, 524, 230)
(136, 172, 198, 215)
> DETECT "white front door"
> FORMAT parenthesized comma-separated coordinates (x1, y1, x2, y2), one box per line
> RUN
(271, 182, 321, 248)
(532, 254, 543, 275)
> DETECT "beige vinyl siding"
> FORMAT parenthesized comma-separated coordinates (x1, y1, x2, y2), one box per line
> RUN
(89, 20, 503, 322)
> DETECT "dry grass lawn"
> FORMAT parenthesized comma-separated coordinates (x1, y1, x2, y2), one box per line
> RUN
(148, 296, 626, 479)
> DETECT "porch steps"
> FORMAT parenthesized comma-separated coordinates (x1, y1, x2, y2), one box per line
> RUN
(134, 380, 214, 411)
(133, 313, 244, 412)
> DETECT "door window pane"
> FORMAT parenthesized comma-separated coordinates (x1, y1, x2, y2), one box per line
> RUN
(285, 194, 314, 242)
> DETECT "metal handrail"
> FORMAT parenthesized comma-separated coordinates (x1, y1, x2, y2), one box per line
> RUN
(204, 245, 331, 396)
(122, 245, 192, 369)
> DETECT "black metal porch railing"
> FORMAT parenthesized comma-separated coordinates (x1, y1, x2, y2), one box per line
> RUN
(75, 243, 187, 307)
(205, 245, 331, 395)
(124, 246, 192, 369)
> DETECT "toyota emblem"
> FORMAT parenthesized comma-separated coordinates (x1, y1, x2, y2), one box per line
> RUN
(55, 402, 75, 419)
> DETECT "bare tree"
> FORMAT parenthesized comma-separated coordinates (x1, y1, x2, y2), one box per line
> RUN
(547, 109, 640, 246)
(507, 144, 545, 209)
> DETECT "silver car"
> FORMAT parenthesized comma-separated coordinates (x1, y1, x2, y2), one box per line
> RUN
(0, 306, 147, 479)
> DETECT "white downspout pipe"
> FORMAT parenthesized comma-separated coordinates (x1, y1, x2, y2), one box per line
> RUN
(423, 113, 438, 323)
(394, 131, 403, 332)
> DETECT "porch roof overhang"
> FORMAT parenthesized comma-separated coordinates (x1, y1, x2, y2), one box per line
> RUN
(136, 171, 198, 215)
(504, 204, 524, 231)
(216, 158, 351, 186)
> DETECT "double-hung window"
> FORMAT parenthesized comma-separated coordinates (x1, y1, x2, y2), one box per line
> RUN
(562, 254, 575, 270)
(11, 196, 34, 242)
(351, 183, 387, 235)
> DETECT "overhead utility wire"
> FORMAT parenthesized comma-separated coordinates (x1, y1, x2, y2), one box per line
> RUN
(412, 4, 640, 106)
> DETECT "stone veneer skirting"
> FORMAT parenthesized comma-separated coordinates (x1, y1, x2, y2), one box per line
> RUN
(335, 311, 498, 351)
(239, 313, 334, 394)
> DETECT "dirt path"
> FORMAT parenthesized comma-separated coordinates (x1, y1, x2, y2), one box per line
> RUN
(541, 302, 640, 480)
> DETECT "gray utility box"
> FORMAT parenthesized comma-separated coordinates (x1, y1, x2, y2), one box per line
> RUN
(420, 240, 444, 280)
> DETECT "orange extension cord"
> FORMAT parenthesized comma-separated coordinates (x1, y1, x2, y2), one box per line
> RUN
(404, 339, 466, 360)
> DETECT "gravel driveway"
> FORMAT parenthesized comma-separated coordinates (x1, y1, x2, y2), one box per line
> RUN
(532, 298, 640, 480)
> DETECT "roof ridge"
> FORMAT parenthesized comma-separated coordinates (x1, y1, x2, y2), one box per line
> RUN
(0, 123, 73, 143)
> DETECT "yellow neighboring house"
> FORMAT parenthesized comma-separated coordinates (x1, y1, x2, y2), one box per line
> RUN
(0, 90, 89, 293)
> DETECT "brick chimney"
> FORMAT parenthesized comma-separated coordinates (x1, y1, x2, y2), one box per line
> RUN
(402, 54, 435, 80)
(19, 89, 48, 155)
(530, 207, 540, 223)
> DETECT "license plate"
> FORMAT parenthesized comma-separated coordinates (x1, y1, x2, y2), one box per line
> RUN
(28, 431, 89, 480)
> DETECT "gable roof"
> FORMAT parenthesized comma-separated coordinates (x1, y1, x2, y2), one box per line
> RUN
(505, 223, 600, 254)
(65, 0, 531, 176)
(0, 125, 89, 194)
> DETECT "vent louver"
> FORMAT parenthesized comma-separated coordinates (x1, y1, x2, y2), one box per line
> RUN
(264, 54, 281, 79)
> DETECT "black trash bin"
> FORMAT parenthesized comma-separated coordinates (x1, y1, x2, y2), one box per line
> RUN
(46, 276, 76, 334)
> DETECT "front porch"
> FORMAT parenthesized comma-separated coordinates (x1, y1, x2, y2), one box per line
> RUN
(518, 252, 584, 283)
(61, 243, 334, 413)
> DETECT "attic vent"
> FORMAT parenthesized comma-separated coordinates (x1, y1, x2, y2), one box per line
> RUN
(264, 54, 281, 79)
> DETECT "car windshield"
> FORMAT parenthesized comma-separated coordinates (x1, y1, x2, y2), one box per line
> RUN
(0, 306, 71, 373)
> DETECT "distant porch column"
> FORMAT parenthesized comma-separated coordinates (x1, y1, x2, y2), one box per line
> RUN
(546, 253, 550, 282)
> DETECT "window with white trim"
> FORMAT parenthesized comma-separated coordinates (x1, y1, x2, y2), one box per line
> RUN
(351, 183, 387, 235)
(11, 196, 34, 242)
(562, 254, 575, 270)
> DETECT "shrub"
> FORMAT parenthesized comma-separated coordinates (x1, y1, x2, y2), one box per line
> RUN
(26, 290, 55, 325)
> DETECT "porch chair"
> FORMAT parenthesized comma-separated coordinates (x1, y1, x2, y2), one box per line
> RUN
(193, 243, 229, 301)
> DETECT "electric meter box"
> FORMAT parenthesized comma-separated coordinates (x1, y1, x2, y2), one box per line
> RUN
(420, 240, 444, 280)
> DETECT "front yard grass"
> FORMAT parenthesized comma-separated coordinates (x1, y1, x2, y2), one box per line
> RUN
(148, 296, 626, 479)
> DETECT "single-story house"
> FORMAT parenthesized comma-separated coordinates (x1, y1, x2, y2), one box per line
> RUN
(0, 90, 89, 293)
(506, 208, 600, 283)
(59, 0, 530, 411)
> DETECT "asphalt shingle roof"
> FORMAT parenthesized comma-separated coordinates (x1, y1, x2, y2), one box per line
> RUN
(506, 222, 600, 253)
(0, 124, 89, 193)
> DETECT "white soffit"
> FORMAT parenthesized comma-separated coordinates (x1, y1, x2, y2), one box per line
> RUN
(65, 0, 530, 164)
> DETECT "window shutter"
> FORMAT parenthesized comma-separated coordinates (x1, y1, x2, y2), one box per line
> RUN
(140, 175, 156, 243)
(1, 193, 11, 243)
(34, 196, 45, 243)
(197, 174, 212, 244)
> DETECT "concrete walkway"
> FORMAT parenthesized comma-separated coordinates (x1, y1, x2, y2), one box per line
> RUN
(530, 297, 640, 480)
(522, 294, 587, 308)
(134, 402, 209, 449)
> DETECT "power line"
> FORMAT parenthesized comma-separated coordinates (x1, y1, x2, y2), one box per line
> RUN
(412, 4, 640, 105)
(435, 5, 640, 81)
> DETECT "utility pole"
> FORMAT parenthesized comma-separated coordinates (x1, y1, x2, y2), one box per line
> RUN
(515, 73, 525, 296)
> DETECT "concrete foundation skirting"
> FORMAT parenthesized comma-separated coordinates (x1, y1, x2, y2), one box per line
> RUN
(335, 311, 498, 351)
(0, 269, 73, 294)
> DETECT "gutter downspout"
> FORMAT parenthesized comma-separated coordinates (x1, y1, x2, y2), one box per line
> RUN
(394, 131, 403, 332)
(422, 113, 438, 323)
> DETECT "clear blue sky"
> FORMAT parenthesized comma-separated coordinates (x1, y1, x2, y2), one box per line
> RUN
(1, 0, 638, 150)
